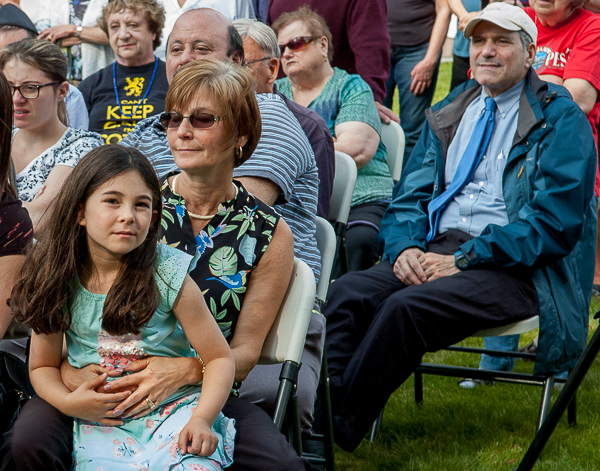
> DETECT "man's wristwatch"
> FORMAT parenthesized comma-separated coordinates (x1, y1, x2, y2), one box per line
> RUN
(76, 26, 83, 38)
(454, 250, 469, 270)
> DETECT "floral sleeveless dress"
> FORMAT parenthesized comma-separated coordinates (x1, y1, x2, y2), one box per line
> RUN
(68, 244, 235, 470)
(160, 176, 280, 343)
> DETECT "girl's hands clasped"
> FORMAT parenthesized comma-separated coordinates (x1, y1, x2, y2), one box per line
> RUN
(67, 373, 132, 425)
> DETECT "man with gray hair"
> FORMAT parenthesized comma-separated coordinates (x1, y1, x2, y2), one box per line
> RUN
(233, 18, 334, 218)
(323, 2, 598, 451)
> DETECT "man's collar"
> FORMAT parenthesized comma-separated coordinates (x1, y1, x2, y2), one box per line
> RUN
(481, 79, 525, 116)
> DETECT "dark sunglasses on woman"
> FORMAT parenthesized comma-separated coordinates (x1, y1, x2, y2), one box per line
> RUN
(279, 36, 318, 58)
(160, 111, 223, 129)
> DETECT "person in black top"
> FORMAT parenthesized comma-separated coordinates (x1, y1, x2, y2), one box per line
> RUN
(78, 0, 169, 144)
(0, 69, 33, 340)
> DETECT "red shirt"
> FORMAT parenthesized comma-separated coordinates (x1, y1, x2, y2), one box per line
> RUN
(526, 7, 600, 193)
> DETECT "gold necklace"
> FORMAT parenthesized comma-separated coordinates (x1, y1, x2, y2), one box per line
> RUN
(172, 174, 237, 220)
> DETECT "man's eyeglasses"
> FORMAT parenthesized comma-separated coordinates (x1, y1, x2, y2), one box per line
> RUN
(244, 57, 273, 67)
(160, 111, 224, 129)
(10, 82, 60, 99)
(279, 36, 318, 58)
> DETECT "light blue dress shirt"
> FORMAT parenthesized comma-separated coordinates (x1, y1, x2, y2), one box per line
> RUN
(438, 79, 525, 237)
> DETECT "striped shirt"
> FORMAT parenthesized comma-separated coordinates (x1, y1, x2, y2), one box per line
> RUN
(120, 93, 321, 283)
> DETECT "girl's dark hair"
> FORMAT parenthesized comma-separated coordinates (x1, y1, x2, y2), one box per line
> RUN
(0, 39, 69, 126)
(0, 71, 15, 197)
(12, 145, 163, 336)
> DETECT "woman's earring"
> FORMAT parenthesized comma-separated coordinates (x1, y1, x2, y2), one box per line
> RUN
(237, 146, 243, 163)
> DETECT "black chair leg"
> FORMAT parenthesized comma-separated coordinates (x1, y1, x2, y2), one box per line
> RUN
(517, 325, 600, 471)
(273, 362, 300, 431)
(369, 409, 384, 442)
(287, 386, 303, 456)
(320, 350, 336, 470)
(568, 393, 576, 426)
(415, 370, 423, 404)
(536, 375, 555, 430)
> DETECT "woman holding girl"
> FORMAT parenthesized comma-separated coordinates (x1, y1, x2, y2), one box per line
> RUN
(4, 58, 305, 471)
(0, 38, 102, 229)
(11, 145, 236, 470)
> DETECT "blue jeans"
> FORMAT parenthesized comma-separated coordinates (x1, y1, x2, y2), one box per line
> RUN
(479, 335, 520, 371)
(383, 42, 440, 168)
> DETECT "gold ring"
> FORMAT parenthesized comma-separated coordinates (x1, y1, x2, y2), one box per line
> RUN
(145, 397, 156, 410)
(48, 35, 52, 40)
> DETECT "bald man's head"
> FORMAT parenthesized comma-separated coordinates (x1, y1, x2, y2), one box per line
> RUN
(165, 8, 244, 83)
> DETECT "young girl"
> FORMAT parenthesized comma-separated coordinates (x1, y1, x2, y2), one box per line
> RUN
(11, 145, 236, 470)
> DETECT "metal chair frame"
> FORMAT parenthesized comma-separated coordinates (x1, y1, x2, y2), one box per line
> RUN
(258, 258, 316, 453)
(370, 316, 574, 442)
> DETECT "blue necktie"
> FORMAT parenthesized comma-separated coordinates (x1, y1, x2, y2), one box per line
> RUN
(426, 97, 497, 242)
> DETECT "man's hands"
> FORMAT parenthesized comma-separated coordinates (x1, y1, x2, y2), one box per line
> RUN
(65, 373, 131, 425)
(179, 417, 219, 457)
(375, 101, 400, 124)
(410, 58, 437, 96)
(393, 248, 460, 285)
(38, 25, 82, 47)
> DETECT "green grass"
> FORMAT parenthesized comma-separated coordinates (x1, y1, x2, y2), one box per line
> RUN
(335, 299, 600, 470)
(335, 63, 600, 469)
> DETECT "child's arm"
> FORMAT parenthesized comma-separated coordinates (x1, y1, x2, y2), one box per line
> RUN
(172, 275, 236, 456)
(29, 331, 132, 425)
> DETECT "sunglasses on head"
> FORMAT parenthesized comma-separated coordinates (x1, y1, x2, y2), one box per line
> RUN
(160, 111, 223, 129)
(279, 36, 318, 58)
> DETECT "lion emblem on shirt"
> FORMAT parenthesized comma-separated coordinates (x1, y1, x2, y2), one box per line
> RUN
(124, 77, 145, 97)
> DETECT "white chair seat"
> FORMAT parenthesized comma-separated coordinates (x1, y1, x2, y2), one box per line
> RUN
(472, 316, 539, 337)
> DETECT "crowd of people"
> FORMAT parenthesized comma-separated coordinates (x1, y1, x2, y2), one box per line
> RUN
(0, 0, 599, 469)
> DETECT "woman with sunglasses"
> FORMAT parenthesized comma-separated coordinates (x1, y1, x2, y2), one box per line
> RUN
(273, 6, 394, 276)
(0, 39, 102, 230)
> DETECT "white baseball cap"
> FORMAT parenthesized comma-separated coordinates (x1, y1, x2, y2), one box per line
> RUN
(464, 2, 537, 44)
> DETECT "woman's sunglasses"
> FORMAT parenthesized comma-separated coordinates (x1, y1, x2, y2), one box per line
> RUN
(279, 36, 318, 58)
(160, 111, 223, 129)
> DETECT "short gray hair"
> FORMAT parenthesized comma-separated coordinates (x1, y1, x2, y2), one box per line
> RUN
(518, 30, 534, 51)
(232, 19, 279, 60)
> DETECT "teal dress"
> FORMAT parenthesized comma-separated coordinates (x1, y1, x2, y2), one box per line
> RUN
(67, 244, 235, 470)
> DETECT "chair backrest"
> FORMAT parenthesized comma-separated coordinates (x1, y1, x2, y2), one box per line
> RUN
(381, 121, 406, 183)
(259, 258, 316, 365)
(329, 150, 357, 225)
(314, 216, 336, 304)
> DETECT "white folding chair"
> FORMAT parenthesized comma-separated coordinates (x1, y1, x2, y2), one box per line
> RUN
(315, 216, 336, 306)
(258, 257, 316, 453)
(329, 151, 357, 274)
(371, 315, 570, 442)
(381, 121, 406, 183)
(311, 216, 337, 470)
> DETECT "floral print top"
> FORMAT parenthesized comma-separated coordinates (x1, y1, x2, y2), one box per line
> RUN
(160, 176, 280, 342)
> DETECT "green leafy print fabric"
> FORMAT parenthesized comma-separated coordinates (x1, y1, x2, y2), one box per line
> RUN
(160, 176, 279, 341)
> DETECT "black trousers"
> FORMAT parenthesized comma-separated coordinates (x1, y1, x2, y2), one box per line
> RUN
(332, 201, 389, 279)
(0, 394, 310, 471)
(324, 230, 539, 451)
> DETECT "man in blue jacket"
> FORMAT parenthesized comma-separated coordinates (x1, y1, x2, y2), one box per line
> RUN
(324, 2, 598, 452)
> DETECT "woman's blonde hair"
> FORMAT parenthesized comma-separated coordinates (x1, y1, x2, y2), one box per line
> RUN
(0, 39, 68, 126)
(165, 58, 261, 167)
(98, 0, 165, 51)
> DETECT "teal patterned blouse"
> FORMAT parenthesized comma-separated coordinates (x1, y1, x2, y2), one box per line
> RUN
(276, 67, 393, 207)
(160, 176, 280, 341)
